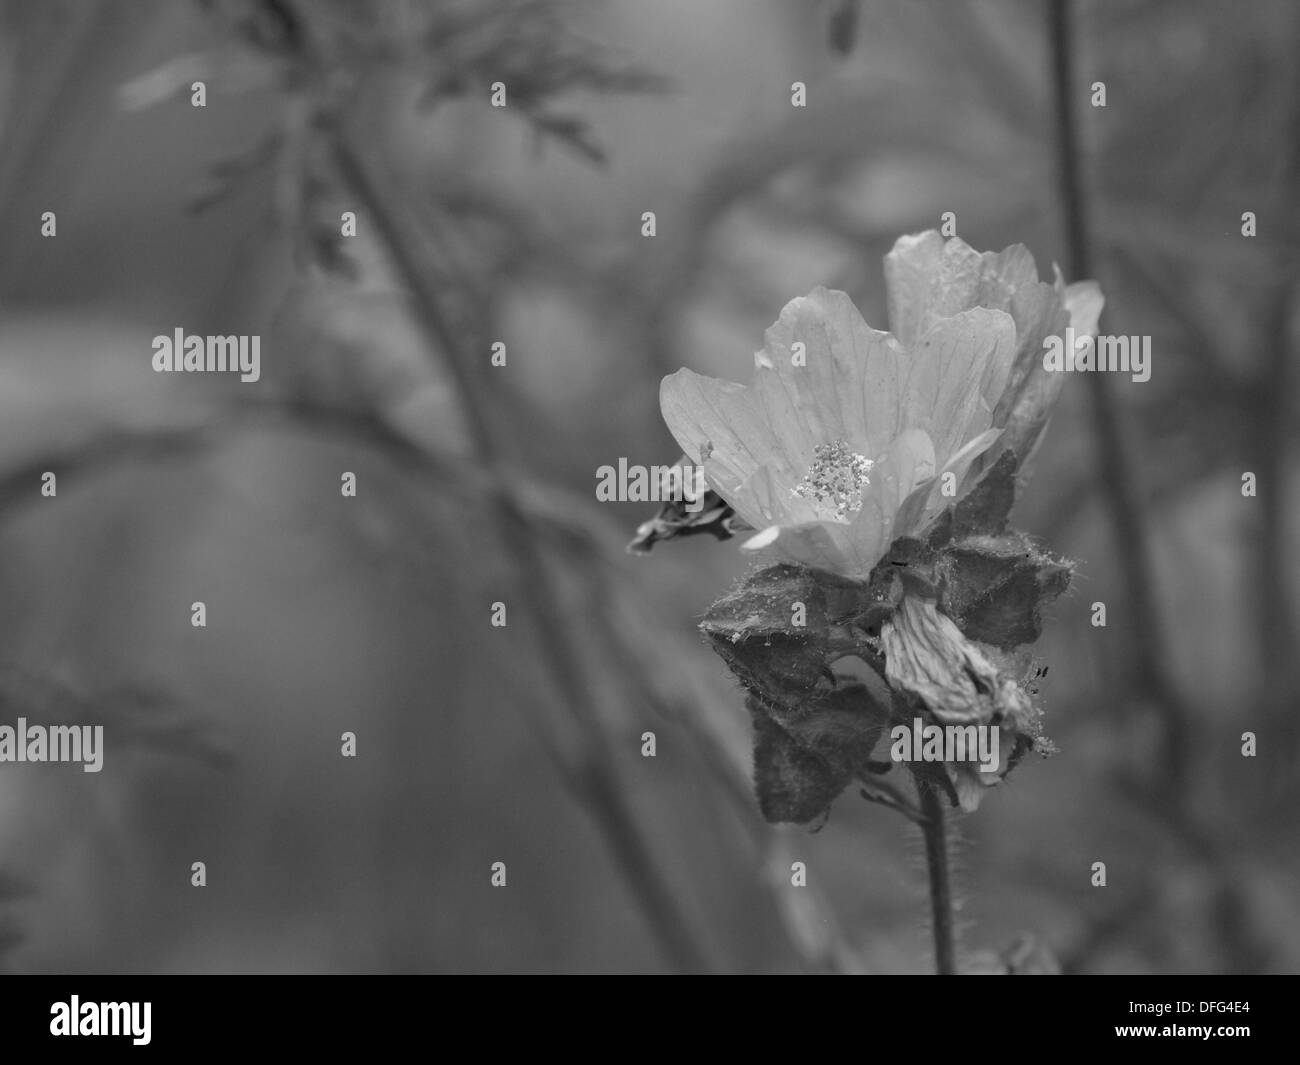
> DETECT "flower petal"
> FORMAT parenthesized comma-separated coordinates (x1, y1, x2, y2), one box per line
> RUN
(831, 428, 936, 573)
(895, 426, 1002, 536)
(947, 760, 1003, 812)
(982, 273, 1105, 471)
(660, 368, 792, 507)
(740, 519, 858, 574)
(739, 463, 821, 528)
(883, 231, 943, 349)
(986, 283, 1069, 431)
(751, 287, 908, 462)
(881, 592, 1033, 726)
(885, 232, 1041, 349)
(1063, 279, 1104, 337)
(904, 307, 1017, 465)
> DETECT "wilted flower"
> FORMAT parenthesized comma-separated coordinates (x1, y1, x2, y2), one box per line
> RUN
(660, 232, 1102, 823)
(660, 231, 1102, 579)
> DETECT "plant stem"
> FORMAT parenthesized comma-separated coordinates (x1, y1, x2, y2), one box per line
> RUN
(1047, 0, 1190, 791)
(919, 785, 956, 975)
(328, 113, 716, 974)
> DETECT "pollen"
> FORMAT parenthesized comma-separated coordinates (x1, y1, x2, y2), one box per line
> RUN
(793, 440, 874, 520)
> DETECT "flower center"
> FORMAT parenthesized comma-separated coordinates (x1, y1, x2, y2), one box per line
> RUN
(793, 440, 874, 520)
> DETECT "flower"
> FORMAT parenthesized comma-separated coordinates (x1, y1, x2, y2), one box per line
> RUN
(674, 232, 1104, 822)
(880, 586, 1044, 811)
(881, 590, 1035, 730)
(660, 230, 1103, 579)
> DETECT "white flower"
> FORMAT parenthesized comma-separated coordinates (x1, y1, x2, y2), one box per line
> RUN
(660, 231, 1103, 578)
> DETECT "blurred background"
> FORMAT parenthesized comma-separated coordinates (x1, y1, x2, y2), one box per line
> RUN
(0, 0, 1296, 973)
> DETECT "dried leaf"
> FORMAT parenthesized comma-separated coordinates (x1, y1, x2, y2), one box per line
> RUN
(880, 592, 1034, 728)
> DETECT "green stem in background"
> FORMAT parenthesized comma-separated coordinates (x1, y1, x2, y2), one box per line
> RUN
(919, 785, 956, 975)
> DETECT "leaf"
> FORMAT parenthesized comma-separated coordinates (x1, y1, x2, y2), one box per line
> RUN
(700, 564, 867, 716)
(700, 563, 864, 648)
(862, 452, 1070, 652)
(936, 532, 1073, 650)
(748, 684, 893, 826)
(750, 704, 846, 825)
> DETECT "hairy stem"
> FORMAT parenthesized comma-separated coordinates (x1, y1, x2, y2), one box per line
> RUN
(919, 786, 956, 975)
